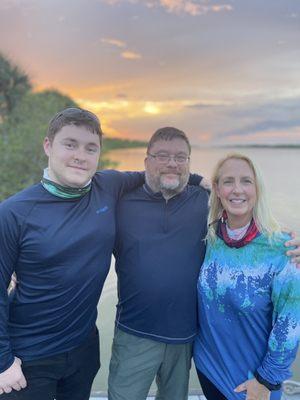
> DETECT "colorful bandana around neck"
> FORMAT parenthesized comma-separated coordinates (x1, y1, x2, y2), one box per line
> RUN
(217, 210, 260, 248)
(41, 168, 91, 199)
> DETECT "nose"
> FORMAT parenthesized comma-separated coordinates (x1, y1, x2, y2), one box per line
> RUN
(166, 156, 178, 167)
(232, 181, 243, 193)
(73, 147, 86, 163)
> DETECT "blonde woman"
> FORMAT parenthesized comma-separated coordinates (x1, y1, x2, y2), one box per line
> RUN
(193, 154, 300, 400)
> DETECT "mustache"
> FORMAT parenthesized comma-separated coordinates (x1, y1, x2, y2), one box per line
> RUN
(160, 170, 180, 174)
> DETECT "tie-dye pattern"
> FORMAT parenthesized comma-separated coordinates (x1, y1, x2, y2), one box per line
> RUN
(193, 233, 300, 400)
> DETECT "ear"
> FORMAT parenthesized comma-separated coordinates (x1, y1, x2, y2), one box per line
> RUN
(214, 182, 220, 198)
(144, 157, 148, 169)
(43, 137, 51, 157)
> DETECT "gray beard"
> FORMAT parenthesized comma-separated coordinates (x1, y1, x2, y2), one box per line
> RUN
(145, 172, 188, 200)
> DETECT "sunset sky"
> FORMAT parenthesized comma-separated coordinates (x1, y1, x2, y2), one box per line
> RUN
(1, 0, 300, 145)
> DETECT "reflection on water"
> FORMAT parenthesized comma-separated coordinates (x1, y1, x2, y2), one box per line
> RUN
(94, 146, 300, 392)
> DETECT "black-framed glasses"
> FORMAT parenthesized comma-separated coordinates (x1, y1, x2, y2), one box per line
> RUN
(147, 153, 190, 164)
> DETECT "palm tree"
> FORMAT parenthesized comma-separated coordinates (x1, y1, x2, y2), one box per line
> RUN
(0, 53, 32, 120)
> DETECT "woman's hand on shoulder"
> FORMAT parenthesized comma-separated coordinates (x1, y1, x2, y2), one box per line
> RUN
(284, 232, 300, 267)
(234, 378, 270, 400)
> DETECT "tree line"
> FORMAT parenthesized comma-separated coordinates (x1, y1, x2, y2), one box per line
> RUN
(0, 53, 145, 201)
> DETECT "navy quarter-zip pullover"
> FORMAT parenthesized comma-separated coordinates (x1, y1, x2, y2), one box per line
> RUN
(114, 184, 209, 343)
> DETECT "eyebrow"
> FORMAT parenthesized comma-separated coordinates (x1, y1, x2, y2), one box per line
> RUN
(155, 151, 189, 155)
(61, 138, 99, 147)
(221, 175, 254, 179)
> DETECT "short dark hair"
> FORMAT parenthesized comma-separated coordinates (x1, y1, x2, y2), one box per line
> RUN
(147, 127, 191, 154)
(47, 107, 103, 144)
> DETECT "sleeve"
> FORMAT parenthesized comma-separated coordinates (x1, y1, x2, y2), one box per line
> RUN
(256, 260, 300, 385)
(96, 170, 145, 199)
(0, 203, 20, 373)
(188, 173, 203, 186)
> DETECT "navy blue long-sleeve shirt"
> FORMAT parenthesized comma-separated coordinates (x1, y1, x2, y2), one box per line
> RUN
(0, 170, 144, 373)
(114, 184, 209, 343)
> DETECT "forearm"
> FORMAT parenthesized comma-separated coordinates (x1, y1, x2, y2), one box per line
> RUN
(188, 173, 203, 186)
(98, 169, 145, 198)
(0, 301, 14, 373)
(0, 203, 27, 380)
(0, 215, 19, 373)
(258, 262, 300, 384)
(0, 279, 15, 372)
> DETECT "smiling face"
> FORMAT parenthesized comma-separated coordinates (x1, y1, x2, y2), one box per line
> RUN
(43, 124, 101, 188)
(215, 158, 257, 228)
(144, 138, 190, 197)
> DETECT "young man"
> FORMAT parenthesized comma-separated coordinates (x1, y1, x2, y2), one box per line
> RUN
(108, 127, 300, 400)
(0, 107, 144, 399)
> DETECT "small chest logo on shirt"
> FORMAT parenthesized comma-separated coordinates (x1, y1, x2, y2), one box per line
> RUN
(96, 206, 109, 214)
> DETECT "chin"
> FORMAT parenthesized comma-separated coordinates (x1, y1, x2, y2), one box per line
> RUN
(64, 176, 90, 188)
(227, 209, 245, 216)
(227, 210, 252, 220)
(160, 177, 180, 191)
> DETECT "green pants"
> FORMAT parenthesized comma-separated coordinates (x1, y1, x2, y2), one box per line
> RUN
(108, 329, 192, 400)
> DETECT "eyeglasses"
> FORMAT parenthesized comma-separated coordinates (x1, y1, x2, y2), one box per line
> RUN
(147, 153, 190, 164)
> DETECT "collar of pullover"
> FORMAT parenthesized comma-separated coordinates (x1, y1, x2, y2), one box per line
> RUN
(143, 183, 187, 200)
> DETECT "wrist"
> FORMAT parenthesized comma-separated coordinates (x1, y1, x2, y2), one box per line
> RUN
(0, 355, 15, 374)
(254, 371, 281, 391)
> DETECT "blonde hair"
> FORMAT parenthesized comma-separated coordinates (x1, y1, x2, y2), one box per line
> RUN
(207, 153, 281, 243)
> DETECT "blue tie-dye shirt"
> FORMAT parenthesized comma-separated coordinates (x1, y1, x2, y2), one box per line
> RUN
(193, 232, 300, 400)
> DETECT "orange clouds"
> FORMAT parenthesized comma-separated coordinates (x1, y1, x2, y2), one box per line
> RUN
(102, 0, 233, 16)
(143, 102, 161, 114)
(101, 38, 126, 48)
(159, 0, 233, 16)
(197, 132, 212, 142)
(74, 97, 202, 137)
(121, 51, 141, 60)
(100, 37, 142, 60)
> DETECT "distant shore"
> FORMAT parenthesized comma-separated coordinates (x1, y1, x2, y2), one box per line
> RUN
(193, 144, 300, 149)
(103, 137, 147, 151)
(104, 140, 300, 151)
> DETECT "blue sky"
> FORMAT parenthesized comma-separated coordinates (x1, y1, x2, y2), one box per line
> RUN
(1, 0, 300, 145)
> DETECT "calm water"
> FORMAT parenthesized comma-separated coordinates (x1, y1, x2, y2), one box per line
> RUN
(95, 146, 300, 393)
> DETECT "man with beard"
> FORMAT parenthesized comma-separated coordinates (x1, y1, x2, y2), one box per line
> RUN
(108, 127, 209, 400)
